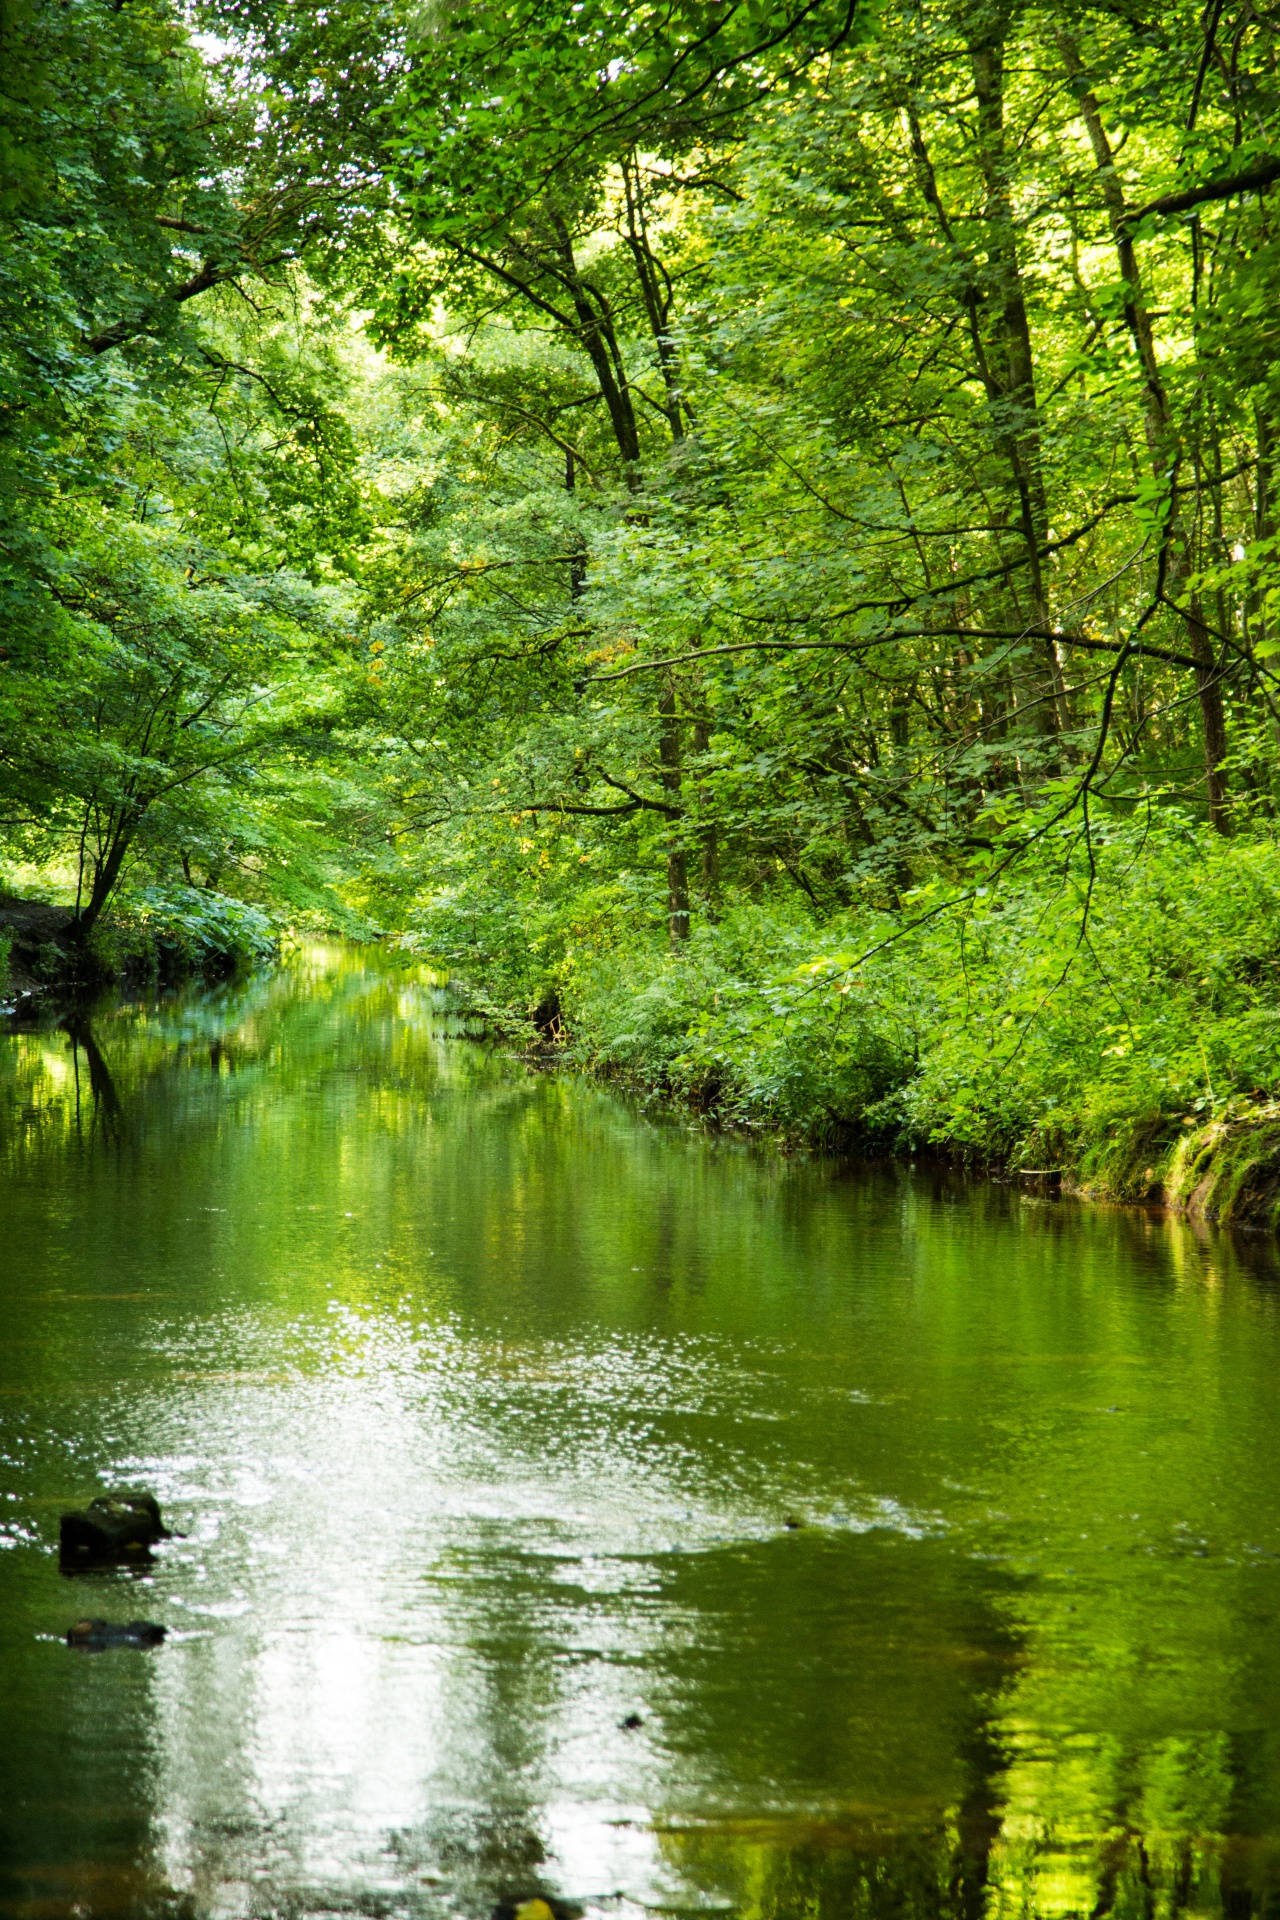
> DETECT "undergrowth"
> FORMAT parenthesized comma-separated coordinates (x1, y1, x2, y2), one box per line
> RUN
(106, 886, 279, 979)
(409, 811, 1280, 1225)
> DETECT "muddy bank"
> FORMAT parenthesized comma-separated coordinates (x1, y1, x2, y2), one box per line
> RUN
(0, 892, 277, 1002)
(0, 896, 80, 998)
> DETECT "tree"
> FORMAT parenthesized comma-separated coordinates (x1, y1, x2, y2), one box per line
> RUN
(355, 0, 1280, 984)
(2, 516, 351, 938)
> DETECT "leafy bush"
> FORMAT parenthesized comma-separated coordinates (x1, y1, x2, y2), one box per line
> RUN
(541, 817, 1280, 1197)
(103, 887, 278, 980)
(564, 902, 916, 1144)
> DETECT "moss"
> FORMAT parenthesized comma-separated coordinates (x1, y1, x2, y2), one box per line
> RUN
(1070, 1100, 1180, 1202)
(1166, 1104, 1280, 1229)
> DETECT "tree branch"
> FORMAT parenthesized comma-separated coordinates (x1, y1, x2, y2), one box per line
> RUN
(1126, 156, 1280, 228)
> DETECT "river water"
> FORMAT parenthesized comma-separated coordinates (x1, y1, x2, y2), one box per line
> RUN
(2, 947, 1280, 1920)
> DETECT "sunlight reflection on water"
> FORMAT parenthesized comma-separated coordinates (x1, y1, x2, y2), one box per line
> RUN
(2, 946, 1280, 1918)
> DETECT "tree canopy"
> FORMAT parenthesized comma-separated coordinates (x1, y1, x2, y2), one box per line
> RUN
(5, 0, 1280, 1188)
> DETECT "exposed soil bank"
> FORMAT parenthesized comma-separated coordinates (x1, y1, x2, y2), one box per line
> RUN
(0, 896, 80, 997)
(1127, 1104, 1280, 1233)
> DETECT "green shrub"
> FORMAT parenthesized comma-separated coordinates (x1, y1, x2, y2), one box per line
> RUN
(405, 807, 1280, 1209)
(541, 816, 1280, 1194)
(563, 902, 920, 1145)
(103, 887, 278, 980)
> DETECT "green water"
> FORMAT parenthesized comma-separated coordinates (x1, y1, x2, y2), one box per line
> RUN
(2, 948, 1280, 1920)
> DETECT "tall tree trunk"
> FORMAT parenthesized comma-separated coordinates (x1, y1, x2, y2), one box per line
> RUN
(968, 31, 1066, 737)
(1057, 29, 1230, 830)
(1259, 409, 1278, 548)
(1256, 408, 1278, 655)
(908, 89, 1060, 741)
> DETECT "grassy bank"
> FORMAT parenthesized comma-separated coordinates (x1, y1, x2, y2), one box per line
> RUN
(0, 886, 278, 999)
(411, 814, 1280, 1232)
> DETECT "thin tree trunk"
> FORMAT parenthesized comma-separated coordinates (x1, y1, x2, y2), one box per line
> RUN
(910, 80, 1060, 740)
(622, 156, 688, 443)
(73, 818, 136, 939)
(564, 449, 586, 598)
(692, 709, 719, 914)
(548, 214, 643, 481)
(658, 677, 690, 942)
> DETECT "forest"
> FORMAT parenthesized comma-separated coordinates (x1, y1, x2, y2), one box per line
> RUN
(4, 0, 1280, 1217)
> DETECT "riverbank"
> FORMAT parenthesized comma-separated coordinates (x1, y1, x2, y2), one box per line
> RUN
(416, 815, 1280, 1234)
(0, 888, 278, 1002)
(562, 1032, 1280, 1235)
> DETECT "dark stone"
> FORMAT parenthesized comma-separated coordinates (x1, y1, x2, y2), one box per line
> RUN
(619, 1712, 644, 1730)
(783, 1515, 804, 1529)
(59, 1492, 171, 1567)
(490, 1899, 575, 1920)
(66, 1618, 167, 1651)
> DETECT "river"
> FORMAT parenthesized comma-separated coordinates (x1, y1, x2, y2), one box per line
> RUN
(1, 945, 1279, 1920)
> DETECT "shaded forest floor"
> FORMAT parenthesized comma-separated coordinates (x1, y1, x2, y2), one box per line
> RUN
(0, 897, 76, 995)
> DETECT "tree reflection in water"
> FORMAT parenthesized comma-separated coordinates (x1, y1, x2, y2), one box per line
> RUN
(2, 949, 1280, 1920)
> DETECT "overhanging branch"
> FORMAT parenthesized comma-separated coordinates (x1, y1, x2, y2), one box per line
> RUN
(1126, 156, 1280, 228)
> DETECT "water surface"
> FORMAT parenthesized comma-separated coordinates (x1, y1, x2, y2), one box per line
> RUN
(2, 946, 1279, 1920)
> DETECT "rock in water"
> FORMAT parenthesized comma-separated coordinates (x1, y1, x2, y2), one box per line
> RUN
(59, 1493, 171, 1566)
(66, 1618, 167, 1651)
(492, 1901, 573, 1920)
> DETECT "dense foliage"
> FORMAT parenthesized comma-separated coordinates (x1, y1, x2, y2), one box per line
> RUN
(5, 0, 1280, 1206)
